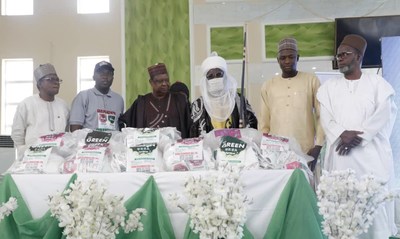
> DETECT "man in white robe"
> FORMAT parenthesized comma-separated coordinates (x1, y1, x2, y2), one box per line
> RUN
(317, 34, 397, 239)
(11, 64, 69, 159)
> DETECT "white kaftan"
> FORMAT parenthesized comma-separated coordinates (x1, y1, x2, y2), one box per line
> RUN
(11, 94, 70, 159)
(317, 73, 397, 239)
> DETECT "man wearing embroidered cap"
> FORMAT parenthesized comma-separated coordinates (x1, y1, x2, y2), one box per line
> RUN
(190, 52, 257, 137)
(260, 37, 325, 170)
(11, 63, 69, 159)
(120, 63, 191, 138)
(317, 34, 397, 238)
(69, 61, 124, 132)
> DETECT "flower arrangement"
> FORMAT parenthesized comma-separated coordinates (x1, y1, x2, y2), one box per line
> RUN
(317, 169, 398, 239)
(0, 197, 18, 222)
(48, 179, 147, 239)
(171, 164, 250, 239)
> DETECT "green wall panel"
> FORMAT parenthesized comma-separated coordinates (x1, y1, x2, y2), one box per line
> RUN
(125, 0, 190, 106)
(211, 27, 244, 60)
(265, 22, 335, 58)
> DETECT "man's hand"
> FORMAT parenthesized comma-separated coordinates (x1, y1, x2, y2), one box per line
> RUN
(339, 130, 363, 144)
(307, 145, 322, 171)
(336, 142, 352, 155)
(335, 130, 363, 155)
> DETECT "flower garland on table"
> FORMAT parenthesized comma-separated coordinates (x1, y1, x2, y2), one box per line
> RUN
(48, 179, 147, 239)
(317, 169, 399, 239)
(170, 164, 250, 239)
(0, 197, 18, 222)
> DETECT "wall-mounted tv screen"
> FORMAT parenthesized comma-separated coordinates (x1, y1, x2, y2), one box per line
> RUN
(334, 15, 400, 69)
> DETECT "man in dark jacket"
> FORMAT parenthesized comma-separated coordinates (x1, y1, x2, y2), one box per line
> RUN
(119, 63, 191, 138)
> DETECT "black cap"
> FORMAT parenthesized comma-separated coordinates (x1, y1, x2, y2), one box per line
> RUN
(170, 81, 189, 98)
(94, 61, 114, 73)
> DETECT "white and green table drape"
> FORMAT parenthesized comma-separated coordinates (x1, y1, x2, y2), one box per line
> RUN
(0, 169, 326, 239)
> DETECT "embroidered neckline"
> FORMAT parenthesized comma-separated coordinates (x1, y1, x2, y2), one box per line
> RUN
(346, 79, 360, 94)
(149, 94, 171, 113)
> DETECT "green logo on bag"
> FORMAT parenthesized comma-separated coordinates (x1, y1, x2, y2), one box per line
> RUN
(220, 136, 247, 155)
(28, 145, 52, 152)
(130, 143, 157, 154)
(108, 115, 115, 123)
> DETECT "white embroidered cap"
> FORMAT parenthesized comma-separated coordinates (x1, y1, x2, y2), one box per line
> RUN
(34, 63, 57, 81)
(201, 52, 227, 75)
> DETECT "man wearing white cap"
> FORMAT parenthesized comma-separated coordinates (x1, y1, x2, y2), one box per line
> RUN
(11, 63, 69, 159)
(259, 37, 325, 170)
(69, 61, 124, 132)
(190, 52, 257, 137)
(317, 34, 397, 238)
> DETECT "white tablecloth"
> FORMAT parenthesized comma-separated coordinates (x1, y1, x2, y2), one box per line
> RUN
(12, 170, 294, 239)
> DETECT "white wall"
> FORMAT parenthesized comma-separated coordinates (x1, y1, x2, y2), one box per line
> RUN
(190, 0, 400, 118)
(0, 0, 123, 112)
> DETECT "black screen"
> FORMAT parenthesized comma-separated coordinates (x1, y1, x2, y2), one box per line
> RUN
(334, 15, 400, 69)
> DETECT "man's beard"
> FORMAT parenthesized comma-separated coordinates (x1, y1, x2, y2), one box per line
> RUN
(339, 58, 356, 74)
(339, 65, 350, 73)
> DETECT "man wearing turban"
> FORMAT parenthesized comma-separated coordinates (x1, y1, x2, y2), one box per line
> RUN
(11, 63, 69, 159)
(190, 52, 257, 137)
(317, 34, 398, 238)
(119, 63, 191, 138)
(259, 37, 325, 169)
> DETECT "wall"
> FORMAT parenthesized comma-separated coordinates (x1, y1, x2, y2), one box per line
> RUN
(0, 0, 123, 112)
(382, 36, 400, 188)
(2, 0, 399, 119)
(124, 0, 190, 106)
(190, 0, 400, 118)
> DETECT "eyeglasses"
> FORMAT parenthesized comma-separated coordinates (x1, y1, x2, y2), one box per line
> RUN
(206, 71, 224, 80)
(152, 79, 169, 85)
(335, 51, 353, 60)
(42, 77, 63, 84)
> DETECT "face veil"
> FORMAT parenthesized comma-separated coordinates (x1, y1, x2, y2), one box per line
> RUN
(200, 52, 237, 122)
(201, 73, 236, 122)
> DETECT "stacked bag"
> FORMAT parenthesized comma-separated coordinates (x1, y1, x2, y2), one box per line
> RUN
(6, 127, 313, 177)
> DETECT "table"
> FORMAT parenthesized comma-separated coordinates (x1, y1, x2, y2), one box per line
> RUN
(0, 169, 326, 239)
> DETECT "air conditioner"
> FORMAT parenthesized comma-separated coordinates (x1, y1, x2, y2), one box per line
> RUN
(0, 135, 16, 174)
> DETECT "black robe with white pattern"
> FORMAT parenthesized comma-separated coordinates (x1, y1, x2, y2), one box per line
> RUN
(190, 94, 257, 137)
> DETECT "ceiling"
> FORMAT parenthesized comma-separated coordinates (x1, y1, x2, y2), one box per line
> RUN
(194, 0, 400, 25)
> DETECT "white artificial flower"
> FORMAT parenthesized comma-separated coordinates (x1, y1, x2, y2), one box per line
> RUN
(0, 197, 18, 222)
(170, 163, 250, 239)
(317, 169, 399, 239)
(124, 208, 147, 233)
(48, 179, 147, 239)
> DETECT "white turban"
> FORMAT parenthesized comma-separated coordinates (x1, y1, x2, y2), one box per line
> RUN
(201, 52, 227, 75)
(200, 52, 237, 122)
